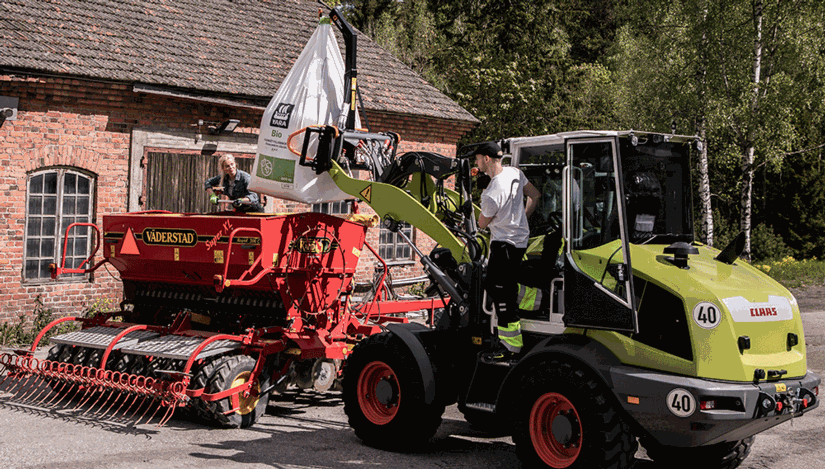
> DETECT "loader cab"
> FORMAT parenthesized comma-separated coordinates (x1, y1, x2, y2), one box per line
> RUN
(508, 131, 696, 336)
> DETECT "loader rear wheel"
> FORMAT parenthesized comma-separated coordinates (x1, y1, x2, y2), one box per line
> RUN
(513, 360, 637, 469)
(204, 355, 270, 428)
(642, 436, 754, 469)
(343, 330, 444, 450)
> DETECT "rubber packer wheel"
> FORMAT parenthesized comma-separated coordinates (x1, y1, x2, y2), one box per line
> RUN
(343, 331, 444, 450)
(513, 360, 637, 469)
(204, 355, 270, 429)
(643, 436, 755, 469)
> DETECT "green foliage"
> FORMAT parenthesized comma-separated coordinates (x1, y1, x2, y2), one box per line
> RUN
(750, 224, 793, 263)
(0, 296, 79, 348)
(344, 0, 825, 259)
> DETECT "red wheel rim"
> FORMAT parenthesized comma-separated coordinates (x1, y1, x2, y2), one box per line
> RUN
(357, 361, 399, 425)
(529, 392, 582, 468)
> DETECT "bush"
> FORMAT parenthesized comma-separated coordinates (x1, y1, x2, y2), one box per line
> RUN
(750, 224, 794, 263)
(0, 296, 79, 348)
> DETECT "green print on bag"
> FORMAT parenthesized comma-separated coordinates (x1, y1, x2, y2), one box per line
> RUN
(256, 154, 295, 183)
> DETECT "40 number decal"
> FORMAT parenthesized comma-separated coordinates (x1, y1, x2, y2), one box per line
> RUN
(692, 302, 722, 330)
(667, 388, 696, 417)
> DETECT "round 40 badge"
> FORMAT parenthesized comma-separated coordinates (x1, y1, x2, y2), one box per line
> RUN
(692, 301, 722, 330)
(667, 388, 696, 417)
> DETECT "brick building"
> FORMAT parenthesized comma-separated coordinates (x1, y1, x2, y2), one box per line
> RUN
(0, 0, 478, 324)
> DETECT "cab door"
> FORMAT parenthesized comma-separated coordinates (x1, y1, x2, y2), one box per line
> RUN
(562, 137, 638, 332)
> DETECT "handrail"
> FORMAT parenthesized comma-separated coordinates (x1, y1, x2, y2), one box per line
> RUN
(50, 222, 107, 278)
(216, 227, 271, 293)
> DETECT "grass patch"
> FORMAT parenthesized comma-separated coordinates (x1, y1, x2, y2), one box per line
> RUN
(754, 257, 825, 289)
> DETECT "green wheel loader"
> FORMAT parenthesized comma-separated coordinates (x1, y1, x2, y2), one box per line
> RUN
(296, 126, 819, 468)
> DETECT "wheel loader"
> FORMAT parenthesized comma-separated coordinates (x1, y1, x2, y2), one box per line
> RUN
(286, 125, 820, 468)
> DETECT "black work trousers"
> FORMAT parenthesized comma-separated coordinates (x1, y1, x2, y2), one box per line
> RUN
(485, 241, 526, 327)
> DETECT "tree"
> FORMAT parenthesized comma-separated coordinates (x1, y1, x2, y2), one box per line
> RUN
(611, 0, 824, 258)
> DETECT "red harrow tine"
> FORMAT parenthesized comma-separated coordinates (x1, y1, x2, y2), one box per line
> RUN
(0, 354, 15, 388)
(3, 355, 37, 396)
(96, 372, 131, 419)
(93, 370, 136, 418)
(28, 361, 62, 404)
(72, 366, 99, 411)
(134, 395, 161, 427)
(17, 359, 51, 402)
(118, 375, 152, 422)
(156, 379, 188, 427)
(35, 361, 70, 406)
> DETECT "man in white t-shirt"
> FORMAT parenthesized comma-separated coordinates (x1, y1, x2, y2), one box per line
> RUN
(475, 141, 540, 360)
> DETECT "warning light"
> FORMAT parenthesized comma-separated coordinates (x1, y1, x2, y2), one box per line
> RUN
(700, 400, 716, 410)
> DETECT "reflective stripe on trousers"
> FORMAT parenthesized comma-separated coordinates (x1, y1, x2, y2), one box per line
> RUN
(498, 321, 523, 353)
(517, 284, 542, 311)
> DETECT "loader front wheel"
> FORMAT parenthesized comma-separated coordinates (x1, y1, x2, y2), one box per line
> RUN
(513, 360, 637, 469)
(204, 355, 270, 429)
(343, 330, 444, 450)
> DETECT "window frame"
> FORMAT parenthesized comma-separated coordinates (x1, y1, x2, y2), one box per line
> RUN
(378, 222, 415, 262)
(311, 200, 353, 216)
(23, 167, 96, 284)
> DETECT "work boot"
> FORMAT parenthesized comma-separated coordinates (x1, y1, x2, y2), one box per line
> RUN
(481, 344, 516, 363)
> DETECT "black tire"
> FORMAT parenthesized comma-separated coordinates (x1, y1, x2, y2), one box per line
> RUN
(84, 349, 103, 368)
(188, 357, 216, 421)
(642, 436, 754, 469)
(56, 344, 74, 363)
(202, 355, 270, 428)
(111, 353, 133, 373)
(342, 330, 445, 450)
(46, 344, 65, 362)
(512, 360, 637, 469)
(70, 346, 90, 366)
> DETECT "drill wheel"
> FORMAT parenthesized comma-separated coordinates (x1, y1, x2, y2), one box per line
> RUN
(196, 354, 271, 428)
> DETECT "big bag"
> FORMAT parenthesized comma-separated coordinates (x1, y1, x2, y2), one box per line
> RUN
(250, 17, 359, 203)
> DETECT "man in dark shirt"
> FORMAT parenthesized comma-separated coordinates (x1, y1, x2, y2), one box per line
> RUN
(204, 154, 263, 213)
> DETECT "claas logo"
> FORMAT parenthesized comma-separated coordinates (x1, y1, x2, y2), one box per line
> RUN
(292, 236, 338, 255)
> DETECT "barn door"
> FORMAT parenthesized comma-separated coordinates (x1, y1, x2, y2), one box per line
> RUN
(143, 152, 254, 213)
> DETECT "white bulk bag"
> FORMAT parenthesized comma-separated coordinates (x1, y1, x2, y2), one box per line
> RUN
(250, 18, 359, 203)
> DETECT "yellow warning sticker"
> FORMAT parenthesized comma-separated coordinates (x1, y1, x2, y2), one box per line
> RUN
(174, 248, 179, 261)
(360, 185, 372, 203)
(775, 383, 787, 392)
(249, 252, 254, 265)
(214, 250, 224, 264)
(352, 247, 361, 258)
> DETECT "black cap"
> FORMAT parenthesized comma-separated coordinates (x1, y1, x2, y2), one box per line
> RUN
(476, 141, 502, 158)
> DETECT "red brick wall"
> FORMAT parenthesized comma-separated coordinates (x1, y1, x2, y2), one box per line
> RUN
(0, 74, 474, 325)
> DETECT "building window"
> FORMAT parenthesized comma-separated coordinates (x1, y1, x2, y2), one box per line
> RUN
(379, 223, 413, 261)
(311, 200, 352, 215)
(25, 169, 94, 281)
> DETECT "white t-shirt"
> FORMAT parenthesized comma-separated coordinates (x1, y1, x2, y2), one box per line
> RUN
(480, 166, 530, 248)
